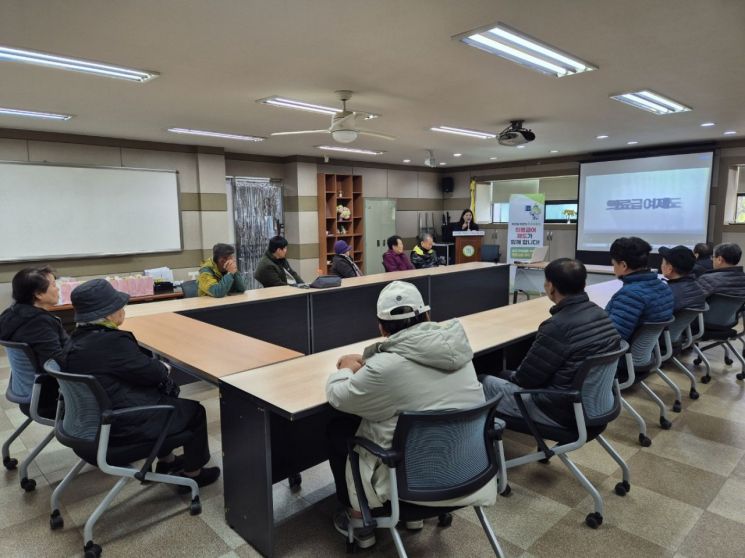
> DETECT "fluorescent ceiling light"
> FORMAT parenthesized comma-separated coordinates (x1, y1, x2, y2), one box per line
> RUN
(439, 162, 447, 165)
(550, 150, 559, 153)
(402, 159, 411, 163)
(700, 122, 715, 127)
(610, 90, 691, 115)
(257, 96, 378, 119)
(456, 22, 596, 78)
(0, 45, 158, 82)
(596, 134, 609, 139)
(627, 141, 639, 145)
(489, 156, 498, 160)
(516, 145, 525, 149)
(453, 153, 462, 157)
(724, 130, 737, 135)
(0, 106, 72, 120)
(168, 128, 265, 142)
(431, 126, 496, 139)
(317, 145, 383, 155)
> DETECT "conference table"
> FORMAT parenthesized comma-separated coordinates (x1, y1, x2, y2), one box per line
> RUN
(513, 262, 616, 301)
(219, 279, 623, 557)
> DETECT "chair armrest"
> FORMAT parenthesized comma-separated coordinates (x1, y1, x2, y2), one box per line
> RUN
(349, 436, 401, 468)
(101, 404, 175, 425)
(514, 388, 581, 403)
(511, 389, 580, 460)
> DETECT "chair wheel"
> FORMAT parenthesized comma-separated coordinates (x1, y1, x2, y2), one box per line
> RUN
(693, 357, 702, 366)
(725, 357, 734, 366)
(20, 477, 36, 492)
(50, 510, 64, 530)
(614, 481, 630, 496)
(189, 496, 202, 516)
(84, 542, 102, 558)
(346, 540, 356, 554)
(500, 484, 511, 497)
(438, 513, 453, 527)
(638, 434, 652, 447)
(737, 373, 745, 381)
(701, 375, 711, 384)
(288, 472, 302, 492)
(672, 400, 682, 413)
(660, 417, 672, 430)
(585, 512, 603, 529)
(689, 388, 700, 400)
(3, 456, 18, 470)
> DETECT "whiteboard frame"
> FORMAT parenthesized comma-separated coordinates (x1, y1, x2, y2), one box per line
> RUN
(0, 160, 184, 263)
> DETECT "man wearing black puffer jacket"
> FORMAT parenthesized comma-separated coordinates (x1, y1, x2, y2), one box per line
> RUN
(482, 258, 621, 427)
(659, 245, 706, 311)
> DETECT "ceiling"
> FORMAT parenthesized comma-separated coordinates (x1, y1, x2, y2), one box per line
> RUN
(1, 0, 743, 167)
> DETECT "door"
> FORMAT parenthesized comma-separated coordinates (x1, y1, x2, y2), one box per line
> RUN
(364, 198, 397, 275)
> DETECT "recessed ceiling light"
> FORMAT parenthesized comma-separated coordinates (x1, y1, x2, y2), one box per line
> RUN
(596, 135, 609, 139)
(439, 162, 447, 166)
(455, 22, 596, 78)
(430, 126, 496, 139)
(489, 156, 498, 160)
(516, 145, 526, 149)
(724, 131, 737, 135)
(453, 153, 462, 157)
(317, 145, 383, 155)
(168, 128, 264, 141)
(0, 44, 158, 82)
(550, 149, 559, 153)
(0, 106, 72, 120)
(610, 90, 691, 115)
(627, 141, 639, 145)
(700, 122, 715, 127)
(402, 159, 411, 163)
(257, 96, 378, 119)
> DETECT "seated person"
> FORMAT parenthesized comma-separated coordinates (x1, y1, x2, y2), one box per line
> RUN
(410, 233, 439, 269)
(62, 279, 220, 487)
(457, 208, 479, 232)
(692, 242, 713, 278)
(0, 266, 66, 417)
(382, 235, 414, 272)
(605, 237, 674, 340)
(326, 281, 494, 548)
(659, 245, 706, 311)
(198, 243, 246, 297)
(697, 242, 745, 298)
(331, 240, 362, 278)
(482, 259, 621, 427)
(254, 236, 305, 287)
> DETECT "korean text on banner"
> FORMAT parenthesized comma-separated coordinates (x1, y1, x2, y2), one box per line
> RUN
(507, 193, 545, 263)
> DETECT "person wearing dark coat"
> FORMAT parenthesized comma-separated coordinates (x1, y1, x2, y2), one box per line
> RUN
(330, 240, 362, 278)
(410, 233, 439, 269)
(697, 243, 745, 298)
(457, 208, 479, 232)
(659, 245, 706, 311)
(0, 266, 66, 417)
(692, 242, 714, 278)
(254, 236, 305, 287)
(482, 259, 621, 426)
(62, 279, 220, 487)
(605, 237, 674, 340)
(382, 235, 414, 272)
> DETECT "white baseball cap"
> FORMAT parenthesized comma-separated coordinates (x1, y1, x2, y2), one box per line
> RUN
(376, 281, 431, 320)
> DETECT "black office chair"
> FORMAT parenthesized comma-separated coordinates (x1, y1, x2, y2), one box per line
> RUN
(617, 319, 675, 446)
(481, 244, 500, 264)
(346, 398, 508, 557)
(1, 339, 57, 491)
(660, 306, 708, 401)
(44, 360, 202, 558)
(499, 341, 629, 529)
(692, 294, 745, 382)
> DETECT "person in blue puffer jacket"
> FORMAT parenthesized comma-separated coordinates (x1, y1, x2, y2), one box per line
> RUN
(605, 237, 674, 340)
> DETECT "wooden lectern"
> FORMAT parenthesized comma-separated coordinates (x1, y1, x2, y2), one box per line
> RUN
(453, 231, 485, 264)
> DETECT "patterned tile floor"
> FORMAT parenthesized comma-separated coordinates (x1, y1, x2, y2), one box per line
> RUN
(1, 344, 744, 557)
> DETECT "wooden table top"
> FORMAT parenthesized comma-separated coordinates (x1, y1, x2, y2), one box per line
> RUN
(222, 279, 623, 418)
(121, 313, 303, 382)
(52, 291, 183, 312)
(515, 261, 615, 275)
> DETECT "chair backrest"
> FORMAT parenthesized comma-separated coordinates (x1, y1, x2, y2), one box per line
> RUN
(181, 280, 198, 298)
(391, 398, 500, 502)
(0, 339, 40, 404)
(669, 309, 700, 344)
(629, 319, 673, 369)
(703, 294, 745, 329)
(572, 340, 629, 425)
(480, 244, 500, 263)
(43, 359, 110, 451)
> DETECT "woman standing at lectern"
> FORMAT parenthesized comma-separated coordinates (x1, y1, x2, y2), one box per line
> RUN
(458, 208, 479, 231)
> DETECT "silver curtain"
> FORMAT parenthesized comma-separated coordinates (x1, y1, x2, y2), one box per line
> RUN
(229, 177, 284, 290)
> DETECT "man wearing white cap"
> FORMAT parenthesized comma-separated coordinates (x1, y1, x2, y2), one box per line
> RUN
(325, 280, 495, 548)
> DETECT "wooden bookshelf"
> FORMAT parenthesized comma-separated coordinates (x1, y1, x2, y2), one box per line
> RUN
(317, 173, 364, 275)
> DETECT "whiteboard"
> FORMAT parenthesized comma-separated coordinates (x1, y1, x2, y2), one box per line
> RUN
(0, 162, 182, 262)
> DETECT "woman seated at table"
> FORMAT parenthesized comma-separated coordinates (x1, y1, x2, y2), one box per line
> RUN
(0, 266, 66, 418)
(62, 279, 220, 487)
(331, 240, 363, 278)
(457, 208, 479, 232)
(382, 235, 414, 272)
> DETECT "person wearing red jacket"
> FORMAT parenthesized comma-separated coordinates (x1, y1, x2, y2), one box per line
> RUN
(382, 235, 414, 272)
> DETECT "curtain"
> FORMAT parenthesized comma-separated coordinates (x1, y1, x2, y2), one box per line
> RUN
(229, 177, 284, 290)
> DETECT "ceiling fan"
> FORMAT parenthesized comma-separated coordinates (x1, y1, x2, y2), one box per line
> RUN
(270, 90, 395, 143)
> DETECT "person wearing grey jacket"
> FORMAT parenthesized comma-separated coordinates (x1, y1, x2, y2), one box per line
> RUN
(697, 243, 745, 298)
(325, 281, 495, 549)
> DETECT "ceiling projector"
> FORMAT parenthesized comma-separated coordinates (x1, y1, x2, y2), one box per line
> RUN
(498, 120, 536, 146)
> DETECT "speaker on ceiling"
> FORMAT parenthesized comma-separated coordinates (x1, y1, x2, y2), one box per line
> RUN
(441, 177, 454, 193)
